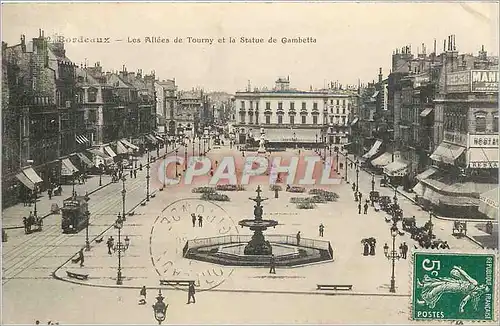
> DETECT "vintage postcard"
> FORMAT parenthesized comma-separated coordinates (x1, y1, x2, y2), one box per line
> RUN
(1, 1, 499, 324)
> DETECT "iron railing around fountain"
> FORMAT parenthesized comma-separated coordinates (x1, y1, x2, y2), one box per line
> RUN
(183, 234, 333, 258)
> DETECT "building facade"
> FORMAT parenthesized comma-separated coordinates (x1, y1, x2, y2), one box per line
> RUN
(234, 77, 357, 150)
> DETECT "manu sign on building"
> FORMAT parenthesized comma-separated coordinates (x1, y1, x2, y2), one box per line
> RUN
(471, 70, 498, 92)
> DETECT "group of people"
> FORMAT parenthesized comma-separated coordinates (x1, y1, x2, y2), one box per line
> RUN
(47, 184, 62, 200)
(352, 183, 370, 215)
(138, 283, 196, 305)
(22, 211, 42, 234)
(191, 213, 203, 228)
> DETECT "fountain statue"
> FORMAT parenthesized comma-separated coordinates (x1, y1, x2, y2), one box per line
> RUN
(238, 185, 278, 255)
(257, 127, 266, 154)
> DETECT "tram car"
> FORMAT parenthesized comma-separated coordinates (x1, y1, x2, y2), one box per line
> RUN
(61, 195, 90, 233)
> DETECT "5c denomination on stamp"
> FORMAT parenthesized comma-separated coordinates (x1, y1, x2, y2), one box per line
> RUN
(411, 251, 496, 322)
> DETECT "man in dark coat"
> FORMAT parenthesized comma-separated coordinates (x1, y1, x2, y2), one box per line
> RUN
(269, 254, 276, 274)
(107, 236, 114, 255)
(139, 286, 147, 305)
(78, 248, 84, 267)
(198, 215, 203, 227)
(363, 202, 369, 214)
(402, 242, 408, 259)
(358, 203, 362, 214)
(191, 213, 196, 227)
(187, 282, 196, 304)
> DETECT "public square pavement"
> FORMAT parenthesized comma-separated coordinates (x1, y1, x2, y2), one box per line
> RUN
(1, 142, 489, 324)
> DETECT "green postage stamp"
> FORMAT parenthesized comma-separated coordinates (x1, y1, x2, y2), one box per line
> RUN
(412, 251, 496, 321)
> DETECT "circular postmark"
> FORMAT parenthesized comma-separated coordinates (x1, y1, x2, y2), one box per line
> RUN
(149, 198, 239, 291)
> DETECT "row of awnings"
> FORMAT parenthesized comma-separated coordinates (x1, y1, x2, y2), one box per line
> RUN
(413, 183, 480, 207)
(371, 152, 393, 168)
(383, 160, 409, 177)
(430, 142, 465, 165)
(479, 187, 499, 220)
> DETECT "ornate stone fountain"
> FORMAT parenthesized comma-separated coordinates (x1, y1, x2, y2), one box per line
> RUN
(238, 185, 278, 255)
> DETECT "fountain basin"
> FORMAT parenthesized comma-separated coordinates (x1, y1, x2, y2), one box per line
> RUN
(183, 235, 334, 267)
(238, 219, 279, 229)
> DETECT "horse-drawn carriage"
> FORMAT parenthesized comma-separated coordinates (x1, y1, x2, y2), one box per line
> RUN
(402, 216, 417, 233)
(369, 191, 380, 203)
(23, 214, 43, 234)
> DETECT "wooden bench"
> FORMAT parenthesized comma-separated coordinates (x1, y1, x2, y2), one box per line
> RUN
(66, 271, 89, 281)
(317, 284, 353, 291)
(159, 279, 194, 287)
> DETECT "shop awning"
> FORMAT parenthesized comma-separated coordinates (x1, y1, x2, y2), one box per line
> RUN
(116, 141, 129, 155)
(76, 152, 94, 168)
(146, 134, 158, 143)
(479, 187, 499, 220)
(104, 146, 117, 158)
(362, 140, 382, 159)
(384, 160, 409, 177)
(416, 167, 438, 181)
(121, 139, 139, 151)
(430, 142, 466, 164)
(22, 167, 43, 184)
(16, 172, 35, 190)
(371, 152, 393, 168)
(265, 128, 319, 143)
(87, 148, 109, 158)
(61, 158, 79, 176)
(420, 108, 433, 117)
(413, 182, 425, 196)
(350, 117, 359, 126)
(467, 148, 499, 169)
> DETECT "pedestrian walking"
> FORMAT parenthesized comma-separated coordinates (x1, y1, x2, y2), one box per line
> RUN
(198, 215, 203, 227)
(274, 188, 279, 198)
(384, 243, 389, 256)
(269, 254, 276, 274)
(134, 169, 137, 178)
(319, 223, 324, 237)
(359, 192, 363, 202)
(187, 282, 196, 304)
(107, 236, 114, 255)
(358, 203, 362, 214)
(363, 202, 369, 214)
(352, 183, 356, 192)
(130, 169, 133, 178)
(191, 213, 196, 227)
(402, 242, 408, 259)
(139, 286, 147, 305)
(296, 231, 301, 245)
(48, 188, 52, 200)
(354, 192, 358, 202)
(78, 248, 84, 267)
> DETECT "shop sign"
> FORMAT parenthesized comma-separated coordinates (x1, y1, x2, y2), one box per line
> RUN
(469, 134, 499, 148)
(469, 161, 499, 169)
(446, 71, 470, 93)
(443, 131, 467, 146)
(471, 70, 498, 92)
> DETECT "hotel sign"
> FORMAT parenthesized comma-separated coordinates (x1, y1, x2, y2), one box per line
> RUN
(443, 131, 467, 147)
(469, 161, 499, 169)
(469, 134, 499, 148)
(471, 70, 498, 92)
(446, 71, 470, 93)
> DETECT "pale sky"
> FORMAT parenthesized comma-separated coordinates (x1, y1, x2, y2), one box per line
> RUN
(2, 2, 499, 93)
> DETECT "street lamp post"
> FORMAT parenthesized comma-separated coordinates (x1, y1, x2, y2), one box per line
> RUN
(84, 196, 90, 251)
(115, 213, 124, 285)
(386, 222, 401, 293)
(336, 149, 339, 172)
(371, 174, 375, 192)
(121, 175, 126, 221)
(192, 137, 195, 156)
(198, 137, 201, 155)
(393, 185, 398, 203)
(33, 185, 38, 218)
(203, 137, 206, 156)
(184, 145, 188, 170)
(355, 161, 360, 193)
(72, 170, 76, 196)
(175, 148, 179, 177)
(99, 166, 103, 186)
(345, 151, 349, 184)
(152, 290, 168, 325)
(146, 151, 150, 202)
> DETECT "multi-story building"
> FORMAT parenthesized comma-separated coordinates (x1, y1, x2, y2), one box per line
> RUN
(234, 77, 357, 150)
(2, 31, 160, 208)
(155, 79, 177, 135)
